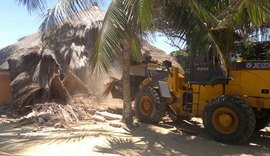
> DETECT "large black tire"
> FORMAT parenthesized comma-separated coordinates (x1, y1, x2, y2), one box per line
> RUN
(135, 87, 166, 124)
(255, 112, 270, 131)
(203, 95, 256, 144)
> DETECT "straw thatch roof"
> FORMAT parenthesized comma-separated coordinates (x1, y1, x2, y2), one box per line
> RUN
(0, 7, 182, 112)
(0, 33, 41, 71)
(141, 41, 181, 68)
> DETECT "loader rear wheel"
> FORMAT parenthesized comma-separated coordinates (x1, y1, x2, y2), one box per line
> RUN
(135, 87, 166, 124)
(203, 95, 256, 144)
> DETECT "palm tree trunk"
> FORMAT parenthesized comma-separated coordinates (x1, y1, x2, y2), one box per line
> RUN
(122, 45, 133, 124)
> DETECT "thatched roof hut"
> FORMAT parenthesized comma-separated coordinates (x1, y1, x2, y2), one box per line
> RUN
(0, 7, 181, 110)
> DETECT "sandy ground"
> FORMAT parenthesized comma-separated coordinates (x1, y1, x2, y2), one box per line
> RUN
(0, 113, 269, 156)
(0, 96, 269, 156)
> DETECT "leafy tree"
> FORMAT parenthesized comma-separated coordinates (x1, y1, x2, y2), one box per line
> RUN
(159, 0, 270, 69)
(170, 49, 189, 69)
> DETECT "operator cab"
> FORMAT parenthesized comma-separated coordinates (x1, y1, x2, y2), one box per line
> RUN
(185, 47, 229, 85)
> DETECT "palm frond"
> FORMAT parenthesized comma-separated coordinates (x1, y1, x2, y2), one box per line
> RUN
(130, 0, 154, 33)
(219, 0, 270, 29)
(157, 0, 236, 72)
(124, 0, 154, 63)
(37, 0, 102, 31)
(130, 34, 142, 62)
(187, 0, 219, 27)
(160, 0, 220, 51)
(15, 0, 48, 13)
(90, 0, 128, 74)
(90, 0, 149, 74)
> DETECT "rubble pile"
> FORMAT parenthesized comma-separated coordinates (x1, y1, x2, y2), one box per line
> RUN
(6, 96, 123, 128)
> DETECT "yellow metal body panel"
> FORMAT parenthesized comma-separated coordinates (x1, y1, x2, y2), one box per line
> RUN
(167, 67, 185, 115)
(192, 85, 223, 116)
(226, 70, 270, 109)
(167, 68, 180, 94)
(166, 68, 270, 117)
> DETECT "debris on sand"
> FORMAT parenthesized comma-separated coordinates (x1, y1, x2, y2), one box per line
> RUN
(95, 111, 122, 120)
(7, 96, 123, 129)
(92, 111, 123, 128)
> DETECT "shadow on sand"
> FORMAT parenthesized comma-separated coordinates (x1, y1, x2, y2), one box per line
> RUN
(95, 118, 270, 156)
(0, 117, 269, 156)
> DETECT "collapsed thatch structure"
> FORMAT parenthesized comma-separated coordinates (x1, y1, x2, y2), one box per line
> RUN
(0, 7, 181, 112)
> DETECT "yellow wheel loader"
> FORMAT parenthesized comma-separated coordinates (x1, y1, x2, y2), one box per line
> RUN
(130, 57, 270, 144)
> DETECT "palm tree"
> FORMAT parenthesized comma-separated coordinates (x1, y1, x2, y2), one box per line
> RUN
(16, 0, 270, 123)
(158, 0, 270, 69)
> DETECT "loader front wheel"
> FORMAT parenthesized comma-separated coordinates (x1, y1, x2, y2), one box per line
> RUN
(203, 95, 256, 144)
(135, 87, 166, 124)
